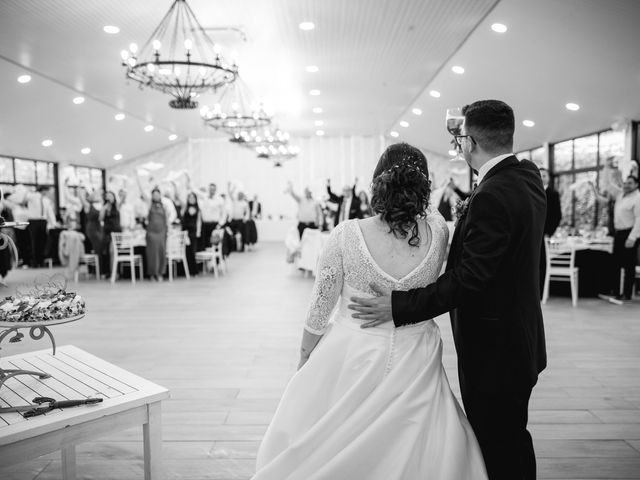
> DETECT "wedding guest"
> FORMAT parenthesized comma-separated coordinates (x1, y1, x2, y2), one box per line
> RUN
(79, 188, 103, 256)
(286, 182, 323, 238)
(5, 186, 31, 267)
(539, 168, 561, 237)
(0, 198, 15, 284)
(326, 179, 362, 225)
(100, 191, 122, 276)
(229, 190, 250, 252)
(137, 174, 177, 281)
(610, 175, 640, 302)
(245, 195, 260, 250)
(181, 192, 202, 275)
(358, 190, 373, 217)
(200, 183, 226, 249)
(26, 186, 58, 268)
(118, 188, 136, 231)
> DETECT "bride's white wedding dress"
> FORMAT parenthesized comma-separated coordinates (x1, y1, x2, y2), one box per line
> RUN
(254, 214, 488, 479)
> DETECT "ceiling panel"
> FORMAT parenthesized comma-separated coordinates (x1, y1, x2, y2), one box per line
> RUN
(0, 0, 497, 166)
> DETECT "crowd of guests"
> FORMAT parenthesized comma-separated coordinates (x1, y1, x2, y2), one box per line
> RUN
(0, 174, 262, 283)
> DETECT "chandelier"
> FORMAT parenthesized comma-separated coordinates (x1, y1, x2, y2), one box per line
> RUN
(121, 0, 237, 109)
(200, 74, 271, 131)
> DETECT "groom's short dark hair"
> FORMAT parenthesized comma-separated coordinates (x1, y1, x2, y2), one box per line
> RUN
(462, 100, 514, 153)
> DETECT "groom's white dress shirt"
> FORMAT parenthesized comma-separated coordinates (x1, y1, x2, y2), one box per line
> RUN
(476, 153, 517, 185)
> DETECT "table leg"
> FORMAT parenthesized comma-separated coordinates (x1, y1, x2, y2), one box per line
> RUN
(143, 401, 162, 480)
(61, 444, 76, 480)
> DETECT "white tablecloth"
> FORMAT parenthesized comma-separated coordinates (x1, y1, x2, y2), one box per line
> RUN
(297, 229, 330, 275)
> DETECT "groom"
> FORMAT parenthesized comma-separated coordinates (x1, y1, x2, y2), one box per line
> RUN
(350, 100, 547, 480)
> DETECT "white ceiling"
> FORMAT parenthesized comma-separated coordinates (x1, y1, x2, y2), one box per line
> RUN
(0, 0, 638, 168)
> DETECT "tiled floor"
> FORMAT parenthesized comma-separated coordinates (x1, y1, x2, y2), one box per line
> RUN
(0, 242, 639, 479)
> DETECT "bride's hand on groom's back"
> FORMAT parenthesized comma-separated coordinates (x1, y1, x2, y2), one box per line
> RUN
(349, 283, 393, 328)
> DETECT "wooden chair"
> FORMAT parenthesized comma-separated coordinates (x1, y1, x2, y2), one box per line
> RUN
(111, 232, 144, 283)
(74, 253, 100, 282)
(542, 237, 579, 307)
(166, 231, 190, 282)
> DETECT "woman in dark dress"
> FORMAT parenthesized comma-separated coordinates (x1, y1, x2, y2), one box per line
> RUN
(80, 189, 103, 255)
(0, 203, 16, 282)
(181, 192, 202, 275)
(100, 191, 121, 276)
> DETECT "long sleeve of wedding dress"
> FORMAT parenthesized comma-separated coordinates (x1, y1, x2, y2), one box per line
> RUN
(304, 222, 346, 335)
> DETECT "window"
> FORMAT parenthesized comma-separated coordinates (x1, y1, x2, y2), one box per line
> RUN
(515, 146, 547, 168)
(552, 129, 626, 228)
(0, 155, 58, 211)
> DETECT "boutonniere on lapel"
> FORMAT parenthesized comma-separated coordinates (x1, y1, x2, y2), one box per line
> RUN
(454, 197, 471, 226)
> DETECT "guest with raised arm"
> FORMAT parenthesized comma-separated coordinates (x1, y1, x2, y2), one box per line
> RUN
(286, 181, 322, 238)
(181, 192, 202, 275)
(100, 191, 122, 276)
(326, 178, 362, 225)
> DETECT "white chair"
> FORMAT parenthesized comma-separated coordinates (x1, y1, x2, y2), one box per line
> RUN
(195, 242, 227, 278)
(542, 237, 579, 307)
(74, 253, 100, 282)
(111, 232, 144, 283)
(166, 231, 190, 282)
(618, 265, 640, 298)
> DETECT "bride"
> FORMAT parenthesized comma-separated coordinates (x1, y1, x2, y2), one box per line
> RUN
(253, 143, 488, 479)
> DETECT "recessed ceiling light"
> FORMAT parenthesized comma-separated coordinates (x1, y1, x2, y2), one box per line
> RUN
(390, 131, 399, 138)
(305, 65, 319, 73)
(522, 120, 535, 127)
(17, 74, 31, 84)
(451, 66, 465, 74)
(168, 134, 178, 141)
(412, 108, 422, 116)
(448, 149, 458, 156)
(314, 120, 324, 127)
(114, 113, 125, 121)
(144, 125, 154, 132)
(103, 25, 120, 34)
(113, 154, 123, 161)
(565, 102, 580, 111)
(73, 96, 85, 105)
(309, 89, 321, 96)
(399, 120, 409, 128)
(491, 23, 508, 33)
(315, 130, 325, 136)
(429, 90, 441, 98)
(81, 147, 91, 155)
(312, 107, 323, 114)
(299, 21, 315, 31)
(41, 139, 53, 147)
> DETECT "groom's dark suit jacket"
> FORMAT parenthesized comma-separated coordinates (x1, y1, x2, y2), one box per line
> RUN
(392, 156, 547, 392)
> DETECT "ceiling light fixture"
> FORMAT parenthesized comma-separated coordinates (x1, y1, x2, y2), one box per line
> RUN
(309, 89, 321, 96)
(41, 139, 53, 147)
(565, 102, 580, 111)
(390, 131, 399, 138)
(399, 120, 409, 128)
(73, 96, 85, 104)
(491, 23, 508, 33)
(412, 108, 422, 115)
(17, 74, 31, 84)
(314, 120, 324, 127)
(121, 0, 237, 109)
(103, 25, 120, 34)
(299, 21, 315, 31)
(316, 130, 325, 136)
(429, 90, 441, 98)
(168, 134, 178, 141)
(113, 154, 123, 161)
(448, 149, 457, 156)
(312, 107, 323, 114)
(114, 113, 125, 121)
(305, 65, 319, 73)
(81, 147, 91, 155)
(144, 125, 154, 132)
(522, 120, 535, 127)
(451, 66, 465, 74)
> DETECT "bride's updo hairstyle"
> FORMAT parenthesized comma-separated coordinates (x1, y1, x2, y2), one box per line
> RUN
(370, 142, 431, 247)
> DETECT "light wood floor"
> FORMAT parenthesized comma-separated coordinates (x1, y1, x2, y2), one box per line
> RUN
(0, 243, 639, 480)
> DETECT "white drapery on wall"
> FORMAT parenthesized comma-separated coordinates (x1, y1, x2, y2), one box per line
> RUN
(107, 136, 458, 220)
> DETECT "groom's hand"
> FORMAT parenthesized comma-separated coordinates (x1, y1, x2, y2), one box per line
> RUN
(349, 283, 393, 328)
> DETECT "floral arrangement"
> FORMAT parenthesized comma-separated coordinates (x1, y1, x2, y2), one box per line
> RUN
(0, 275, 86, 323)
(454, 197, 471, 225)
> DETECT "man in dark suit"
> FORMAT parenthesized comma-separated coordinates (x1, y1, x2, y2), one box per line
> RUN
(349, 100, 547, 480)
(326, 179, 362, 225)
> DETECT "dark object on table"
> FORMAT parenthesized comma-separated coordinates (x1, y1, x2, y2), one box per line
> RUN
(22, 396, 103, 418)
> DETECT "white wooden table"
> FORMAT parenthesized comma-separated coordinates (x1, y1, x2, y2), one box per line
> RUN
(0, 345, 169, 479)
